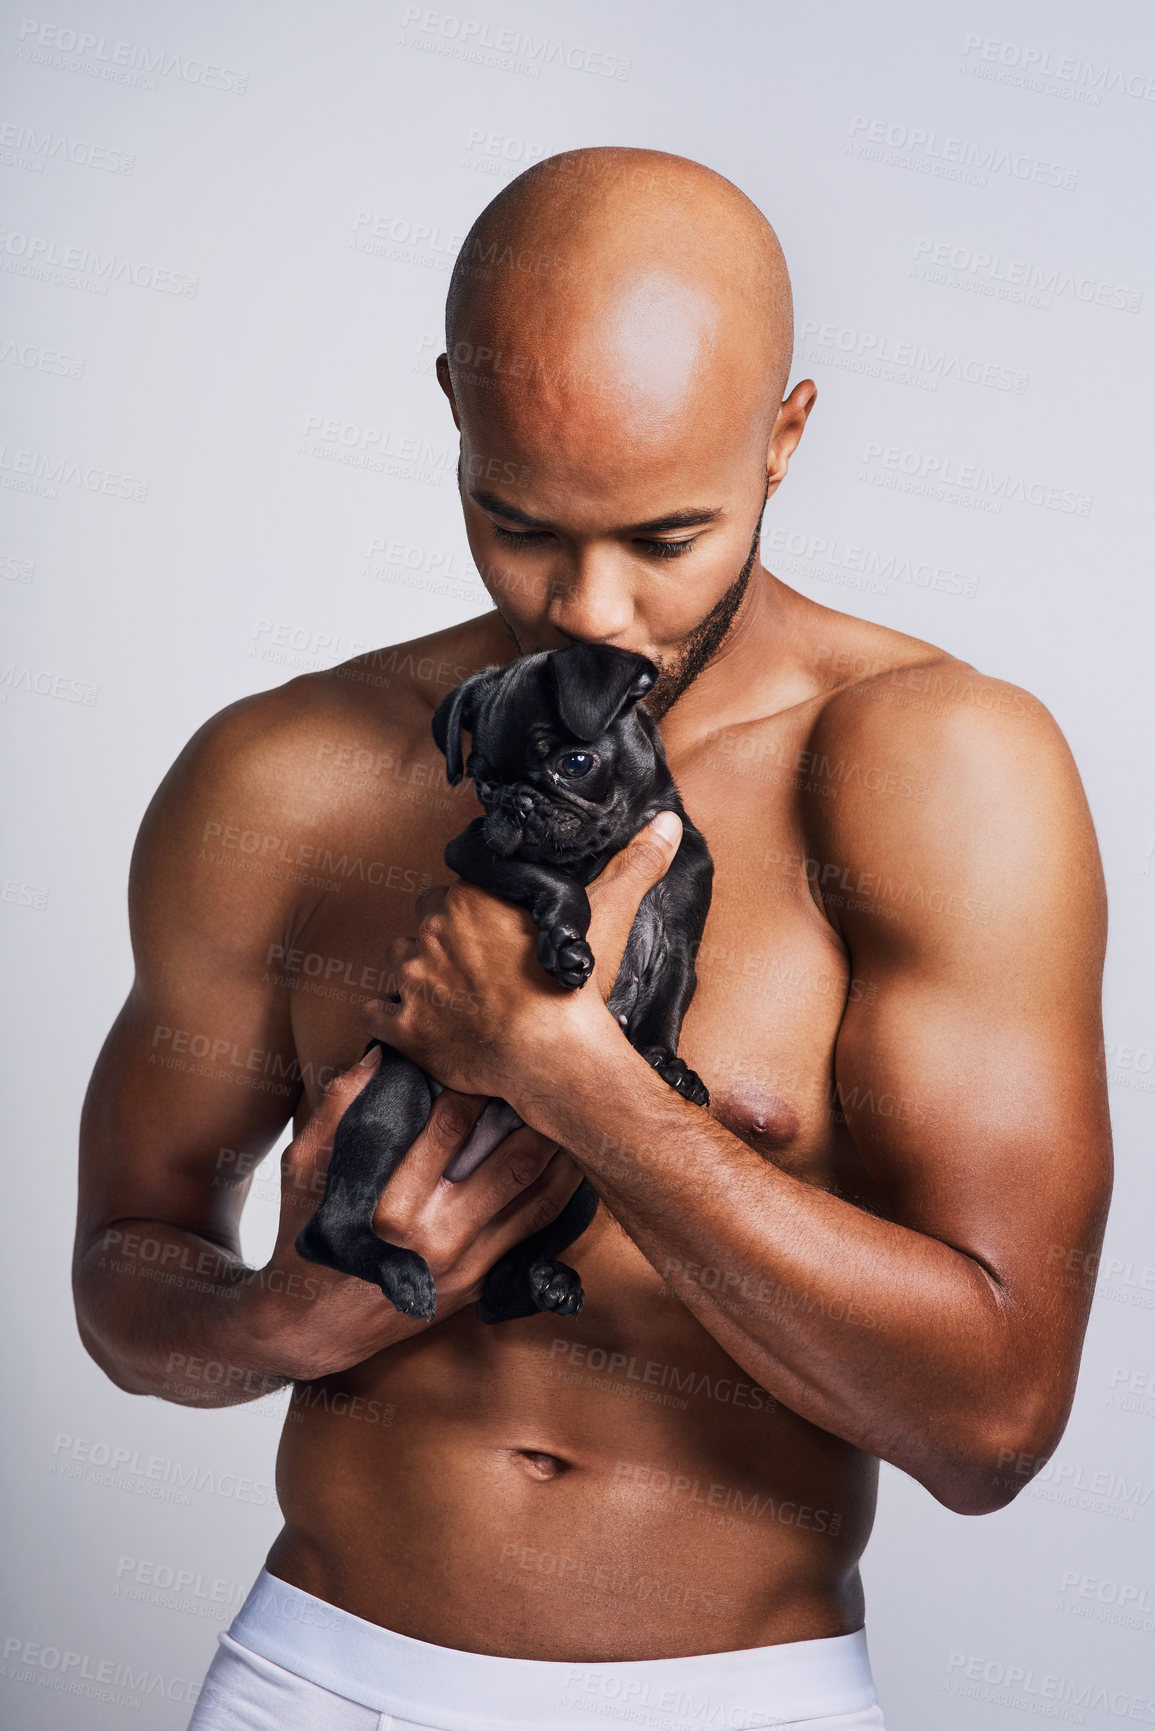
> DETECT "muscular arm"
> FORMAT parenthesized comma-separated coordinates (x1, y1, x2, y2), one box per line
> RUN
(75, 681, 582, 1404)
(74, 691, 319, 1403)
(502, 681, 1112, 1514)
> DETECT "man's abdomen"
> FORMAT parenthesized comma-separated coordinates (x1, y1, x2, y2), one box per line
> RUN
(267, 1212, 877, 1660)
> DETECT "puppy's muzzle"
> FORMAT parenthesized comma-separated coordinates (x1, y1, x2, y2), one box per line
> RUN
(483, 787, 536, 857)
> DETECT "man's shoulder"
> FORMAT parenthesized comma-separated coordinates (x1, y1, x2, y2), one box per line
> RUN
(162, 611, 512, 814)
(321, 609, 514, 726)
(799, 623, 1099, 945)
(128, 613, 511, 924)
(809, 629, 1066, 794)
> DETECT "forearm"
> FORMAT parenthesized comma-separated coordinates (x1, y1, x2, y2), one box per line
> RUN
(74, 1220, 302, 1407)
(513, 1035, 1024, 1511)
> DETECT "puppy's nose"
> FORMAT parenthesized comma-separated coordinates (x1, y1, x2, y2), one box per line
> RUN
(513, 791, 535, 819)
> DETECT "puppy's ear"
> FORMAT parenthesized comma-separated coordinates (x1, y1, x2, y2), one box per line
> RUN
(548, 645, 659, 742)
(431, 667, 499, 784)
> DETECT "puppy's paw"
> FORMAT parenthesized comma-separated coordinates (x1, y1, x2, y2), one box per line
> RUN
(640, 1047, 710, 1108)
(528, 1258, 585, 1317)
(537, 926, 594, 991)
(377, 1250, 438, 1321)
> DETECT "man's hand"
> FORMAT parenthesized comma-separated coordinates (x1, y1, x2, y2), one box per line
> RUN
(365, 811, 684, 1103)
(252, 1050, 585, 1379)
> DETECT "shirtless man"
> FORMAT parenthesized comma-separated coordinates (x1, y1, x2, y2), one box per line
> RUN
(73, 149, 1112, 1731)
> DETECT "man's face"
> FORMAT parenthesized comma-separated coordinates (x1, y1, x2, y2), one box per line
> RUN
(443, 337, 777, 720)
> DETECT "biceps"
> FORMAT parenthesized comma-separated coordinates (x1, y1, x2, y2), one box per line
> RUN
(77, 978, 298, 1253)
(832, 973, 1110, 1279)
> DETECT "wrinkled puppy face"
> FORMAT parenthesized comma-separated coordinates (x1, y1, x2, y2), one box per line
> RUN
(432, 644, 661, 864)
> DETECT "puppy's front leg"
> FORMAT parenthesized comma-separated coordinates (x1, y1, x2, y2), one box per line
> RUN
(445, 819, 594, 990)
(626, 824, 714, 1108)
(296, 1043, 440, 1319)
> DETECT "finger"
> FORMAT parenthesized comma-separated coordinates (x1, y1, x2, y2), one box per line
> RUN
(382, 935, 418, 974)
(414, 883, 449, 922)
(276, 1045, 390, 1225)
(380, 1085, 490, 1213)
(470, 1151, 587, 1264)
(381, 1122, 561, 1264)
(442, 1123, 562, 1228)
(586, 810, 683, 990)
(292, 1043, 385, 1165)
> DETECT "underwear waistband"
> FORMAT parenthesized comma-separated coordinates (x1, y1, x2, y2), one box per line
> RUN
(227, 1569, 877, 1730)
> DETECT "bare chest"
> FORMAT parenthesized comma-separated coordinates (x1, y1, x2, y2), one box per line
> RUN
(286, 713, 873, 1204)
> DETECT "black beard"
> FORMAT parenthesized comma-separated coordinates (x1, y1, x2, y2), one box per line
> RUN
(642, 518, 762, 723)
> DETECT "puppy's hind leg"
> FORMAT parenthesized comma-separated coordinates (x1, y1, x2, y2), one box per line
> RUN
(476, 1178, 600, 1325)
(296, 1044, 440, 1320)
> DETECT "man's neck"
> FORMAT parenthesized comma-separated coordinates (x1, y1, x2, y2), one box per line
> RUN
(463, 562, 818, 751)
(655, 566, 813, 755)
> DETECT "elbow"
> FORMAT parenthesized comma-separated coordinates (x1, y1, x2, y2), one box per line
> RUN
(72, 1256, 152, 1398)
(917, 1392, 1066, 1517)
(74, 1312, 146, 1397)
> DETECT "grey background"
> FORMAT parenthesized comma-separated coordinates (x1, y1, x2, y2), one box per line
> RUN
(2, 1, 1153, 1724)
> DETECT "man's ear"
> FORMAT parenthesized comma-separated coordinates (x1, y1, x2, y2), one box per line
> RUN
(548, 645, 659, 742)
(436, 353, 461, 430)
(765, 377, 817, 499)
(431, 667, 499, 783)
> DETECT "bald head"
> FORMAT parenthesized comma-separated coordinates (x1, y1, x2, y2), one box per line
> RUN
(445, 148, 794, 443)
(437, 148, 815, 712)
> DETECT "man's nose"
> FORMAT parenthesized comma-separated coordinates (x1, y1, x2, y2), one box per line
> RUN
(546, 550, 634, 643)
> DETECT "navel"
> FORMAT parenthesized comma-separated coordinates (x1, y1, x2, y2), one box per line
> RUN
(508, 1448, 571, 1480)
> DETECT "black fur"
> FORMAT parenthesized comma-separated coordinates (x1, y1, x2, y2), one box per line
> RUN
(296, 645, 714, 1324)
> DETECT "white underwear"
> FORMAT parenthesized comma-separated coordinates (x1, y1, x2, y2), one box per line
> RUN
(186, 1568, 884, 1730)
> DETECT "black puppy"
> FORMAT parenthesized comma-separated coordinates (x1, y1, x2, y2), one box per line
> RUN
(296, 643, 713, 1325)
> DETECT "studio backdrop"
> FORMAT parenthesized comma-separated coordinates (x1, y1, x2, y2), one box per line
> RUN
(2, 2, 1153, 1726)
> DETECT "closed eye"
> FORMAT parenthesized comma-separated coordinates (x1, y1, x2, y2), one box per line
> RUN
(492, 525, 698, 560)
(639, 537, 697, 559)
(492, 526, 550, 546)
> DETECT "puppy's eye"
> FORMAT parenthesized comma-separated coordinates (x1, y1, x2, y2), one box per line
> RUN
(557, 752, 594, 779)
